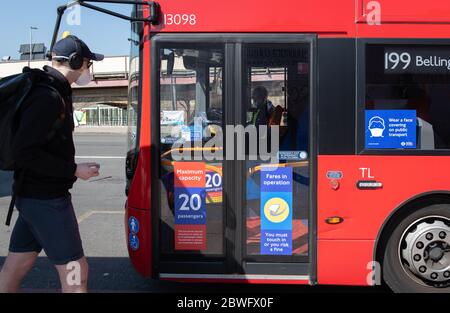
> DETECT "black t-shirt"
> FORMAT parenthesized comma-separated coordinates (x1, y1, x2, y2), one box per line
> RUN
(12, 66, 77, 199)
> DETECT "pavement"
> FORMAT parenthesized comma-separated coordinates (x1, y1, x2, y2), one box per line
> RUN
(0, 132, 388, 293)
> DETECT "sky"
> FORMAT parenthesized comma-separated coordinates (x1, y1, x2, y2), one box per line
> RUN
(0, 0, 133, 60)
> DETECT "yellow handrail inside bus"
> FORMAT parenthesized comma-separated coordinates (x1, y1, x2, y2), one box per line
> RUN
(160, 147, 223, 159)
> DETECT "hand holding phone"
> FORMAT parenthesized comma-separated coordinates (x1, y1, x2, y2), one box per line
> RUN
(75, 162, 101, 180)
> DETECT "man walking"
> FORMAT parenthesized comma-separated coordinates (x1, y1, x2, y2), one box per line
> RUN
(0, 35, 103, 293)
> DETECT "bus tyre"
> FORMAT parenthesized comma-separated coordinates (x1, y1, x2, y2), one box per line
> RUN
(383, 204, 450, 293)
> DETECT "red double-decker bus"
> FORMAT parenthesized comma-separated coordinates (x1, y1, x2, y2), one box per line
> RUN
(124, 0, 450, 292)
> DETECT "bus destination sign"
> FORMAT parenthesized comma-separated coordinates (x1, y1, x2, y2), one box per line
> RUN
(384, 46, 450, 74)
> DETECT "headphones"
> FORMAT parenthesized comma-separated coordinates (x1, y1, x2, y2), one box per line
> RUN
(53, 35, 84, 70)
(67, 36, 84, 70)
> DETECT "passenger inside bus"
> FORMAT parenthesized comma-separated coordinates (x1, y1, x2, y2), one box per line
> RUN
(250, 86, 283, 127)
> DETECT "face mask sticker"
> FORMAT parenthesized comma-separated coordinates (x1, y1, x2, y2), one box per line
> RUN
(368, 116, 385, 138)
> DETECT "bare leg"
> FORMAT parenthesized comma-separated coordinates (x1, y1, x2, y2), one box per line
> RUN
(0, 252, 38, 293)
(55, 256, 89, 293)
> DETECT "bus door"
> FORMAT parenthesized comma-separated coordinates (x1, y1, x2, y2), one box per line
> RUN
(153, 35, 315, 279)
(238, 40, 313, 276)
(155, 40, 228, 275)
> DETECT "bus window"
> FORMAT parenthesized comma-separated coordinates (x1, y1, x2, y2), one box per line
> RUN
(365, 44, 450, 150)
(160, 48, 223, 143)
(208, 67, 223, 124)
(127, 20, 142, 154)
(243, 44, 310, 258)
(125, 17, 143, 196)
(158, 46, 225, 256)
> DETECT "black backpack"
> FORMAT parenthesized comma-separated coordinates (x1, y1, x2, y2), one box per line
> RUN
(0, 69, 66, 225)
(0, 72, 36, 170)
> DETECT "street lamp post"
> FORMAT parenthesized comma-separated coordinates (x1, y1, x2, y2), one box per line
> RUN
(29, 26, 38, 66)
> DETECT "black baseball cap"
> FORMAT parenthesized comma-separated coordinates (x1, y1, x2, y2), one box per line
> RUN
(53, 35, 104, 61)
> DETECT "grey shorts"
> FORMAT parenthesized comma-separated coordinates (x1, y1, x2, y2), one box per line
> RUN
(9, 195, 84, 265)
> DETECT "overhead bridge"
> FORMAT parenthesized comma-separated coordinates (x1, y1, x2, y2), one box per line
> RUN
(0, 56, 129, 110)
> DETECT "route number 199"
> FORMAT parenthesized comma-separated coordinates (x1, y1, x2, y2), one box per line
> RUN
(385, 52, 411, 70)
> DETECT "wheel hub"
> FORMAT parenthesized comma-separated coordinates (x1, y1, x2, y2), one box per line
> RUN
(429, 246, 444, 262)
(401, 218, 450, 286)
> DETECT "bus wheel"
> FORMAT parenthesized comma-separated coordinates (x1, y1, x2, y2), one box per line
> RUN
(383, 204, 450, 293)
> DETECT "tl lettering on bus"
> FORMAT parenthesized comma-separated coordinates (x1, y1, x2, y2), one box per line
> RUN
(359, 167, 375, 179)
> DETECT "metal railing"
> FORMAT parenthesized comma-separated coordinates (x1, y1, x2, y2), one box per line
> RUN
(83, 106, 128, 126)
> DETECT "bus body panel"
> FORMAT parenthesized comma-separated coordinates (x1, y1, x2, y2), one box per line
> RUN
(126, 206, 152, 277)
(160, 278, 310, 285)
(318, 156, 450, 240)
(150, 0, 450, 38)
(356, 0, 450, 23)
(317, 155, 450, 285)
(317, 240, 374, 286)
(152, 0, 356, 36)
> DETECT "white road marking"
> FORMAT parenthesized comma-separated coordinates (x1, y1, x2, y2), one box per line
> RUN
(77, 210, 125, 223)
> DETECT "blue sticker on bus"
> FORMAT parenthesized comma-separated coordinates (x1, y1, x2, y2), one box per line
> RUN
(174, 187, 206, 225)
(326, 171, 343, 180)
(277, 151, 308, 161)
(129, 233, 139, 251)
(260, 167, 293, 255)
(128, 216, 139, 234)
(174, 163, 207, 250)
(261, 230, 292, 255)
(365, 110, 417, 149)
